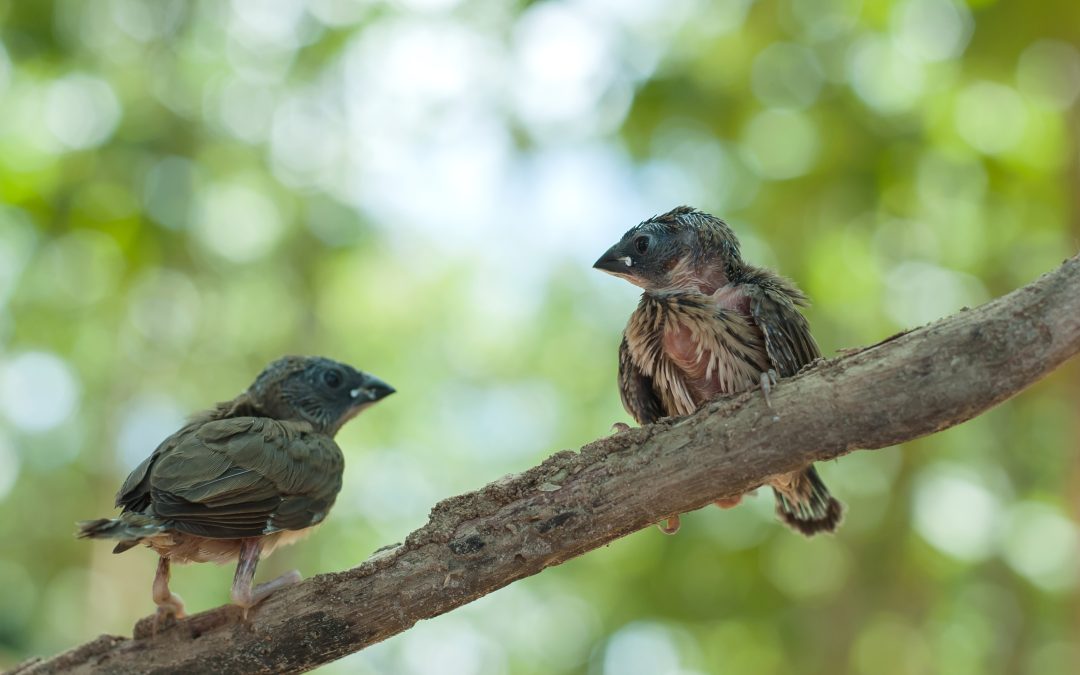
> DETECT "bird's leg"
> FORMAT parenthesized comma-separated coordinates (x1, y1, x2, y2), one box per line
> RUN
(657, 515, 681, 534)
(151, 556, 185, 633)
(759, 369, 779, 410)
(231, 538, 262, 615)
(231, 538, 302, 618)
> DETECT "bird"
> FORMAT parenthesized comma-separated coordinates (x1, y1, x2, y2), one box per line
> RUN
(78, 355, 394, 623)
(593, 206, 842, 536)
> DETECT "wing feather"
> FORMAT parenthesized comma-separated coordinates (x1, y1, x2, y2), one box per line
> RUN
(743, 275, 821, 376)
(617, 335, 665, 425)
(141, 417, 344, 539)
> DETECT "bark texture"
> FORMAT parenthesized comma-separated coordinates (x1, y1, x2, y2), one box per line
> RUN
(11, 255, 1080, 675)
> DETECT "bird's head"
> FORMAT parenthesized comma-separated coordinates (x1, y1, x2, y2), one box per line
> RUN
(593, 206, 742, 293)
(248, 356, 395, 435)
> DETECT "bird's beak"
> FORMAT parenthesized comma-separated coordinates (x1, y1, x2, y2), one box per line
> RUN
(350, 375, 395, 403)
(593, 244, 634, 275)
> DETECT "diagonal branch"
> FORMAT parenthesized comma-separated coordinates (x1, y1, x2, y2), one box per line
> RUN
(12, 255, 1080, 675)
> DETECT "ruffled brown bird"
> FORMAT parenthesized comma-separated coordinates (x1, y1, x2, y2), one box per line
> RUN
(594, 206, 842, 536)
(78, 356, 394, 623)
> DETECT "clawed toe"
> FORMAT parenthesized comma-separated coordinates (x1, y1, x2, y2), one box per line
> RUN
(233, 569, 303, 616)
(610, 422, 632, 434)
(657, 515, 681, 535)
(150, 557, 185, 636)
(759, 369, 779, 410)
(714, 496, 743, 509)
(151, 597, 185, 637)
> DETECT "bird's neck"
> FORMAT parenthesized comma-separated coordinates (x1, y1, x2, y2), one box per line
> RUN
(655, 256, 738, 295)
(197, 393, 269, 422)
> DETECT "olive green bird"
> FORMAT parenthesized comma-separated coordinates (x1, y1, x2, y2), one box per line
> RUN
(78, 356, 394, 621)
(594, 206, 842, 536)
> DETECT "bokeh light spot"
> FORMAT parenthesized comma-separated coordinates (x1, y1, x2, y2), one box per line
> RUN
(740, 109, 819, 180)
(0, 351, 81, 433)
(194, 182, 285, 263)
(308, 0, 372, 27)
(703, 492, 771, 550)
(495, 588, 600, 671)
(953, 81, 1028, 155)
(270, 96, 343, 187)
(396, 0, 463, 11)
(1016, 39, 1080, 110)
(790, 0, 862, 42)
(342, 449, 439, 537)
(229, 0, 307, 50)
(848, 35, 925, 114)
(512, 4, 615, 133)
(44, 74, 122, 151)
(913, 465, 1001, 561)
(1000, 502, 1079, 591)
(213, 77, 278, 144)
(144, 156, 200, 231)
(603, 622, 683, 675)
(109, 0, 179, 43)
(829, 449, 902, 498)
(115, 394, 187, 470)
(399, 619, 507, 675)
(884, 260, 988, 327)
(436, 382, 560, 462)
(891, 0, 972, 63)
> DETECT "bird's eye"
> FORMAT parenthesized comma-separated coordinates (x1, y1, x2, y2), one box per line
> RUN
(323, 370, 343, 388)
(634, 236, 650, 254)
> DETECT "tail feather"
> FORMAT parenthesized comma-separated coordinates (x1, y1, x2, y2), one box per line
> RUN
(772, 466, 843, 536)
(77, 514, 165, 553)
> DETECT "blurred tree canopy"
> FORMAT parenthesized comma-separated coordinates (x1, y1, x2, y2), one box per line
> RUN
(0, 0, 1078, 673)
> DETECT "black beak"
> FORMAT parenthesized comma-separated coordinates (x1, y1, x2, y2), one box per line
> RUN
(350, 374, 395, 403)
(593, 245, 633, 275)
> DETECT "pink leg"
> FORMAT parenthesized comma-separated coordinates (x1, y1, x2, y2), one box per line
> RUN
(231, 538, 301, 616)
(152, 556, 185, 634)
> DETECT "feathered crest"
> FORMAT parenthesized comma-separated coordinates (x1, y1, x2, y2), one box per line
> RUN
(640, 206, 742, 266)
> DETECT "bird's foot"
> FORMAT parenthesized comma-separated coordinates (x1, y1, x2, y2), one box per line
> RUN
(714, 496, 743, 509)
(610, 422, 631, 434)
(657, 515, 681, 535)
(233, 570, 302, 618)
(759, 369, 779, 412)
(151, 593, 185, 636)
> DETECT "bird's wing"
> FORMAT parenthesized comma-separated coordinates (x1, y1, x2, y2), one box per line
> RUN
(146, 417, 344, 538)
(743, 277, 821, 377)
(618, 335, 666, 424)
(115, 422, 199, 513)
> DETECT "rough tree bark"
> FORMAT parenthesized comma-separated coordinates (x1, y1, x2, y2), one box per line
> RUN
(11, 254, 1080, 675)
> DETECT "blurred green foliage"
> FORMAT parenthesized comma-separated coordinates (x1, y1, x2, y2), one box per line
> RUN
(1, 0, 1079, 673)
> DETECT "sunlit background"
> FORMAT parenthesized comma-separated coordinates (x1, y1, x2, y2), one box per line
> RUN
(1, 0, 1079, 672)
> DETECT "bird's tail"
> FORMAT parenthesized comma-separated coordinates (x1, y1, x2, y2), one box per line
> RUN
(772, 466, 843, 536)
(77, 514, 165, 554)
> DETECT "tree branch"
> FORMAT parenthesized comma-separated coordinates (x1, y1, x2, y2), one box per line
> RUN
(13, 255, 1080, 675)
